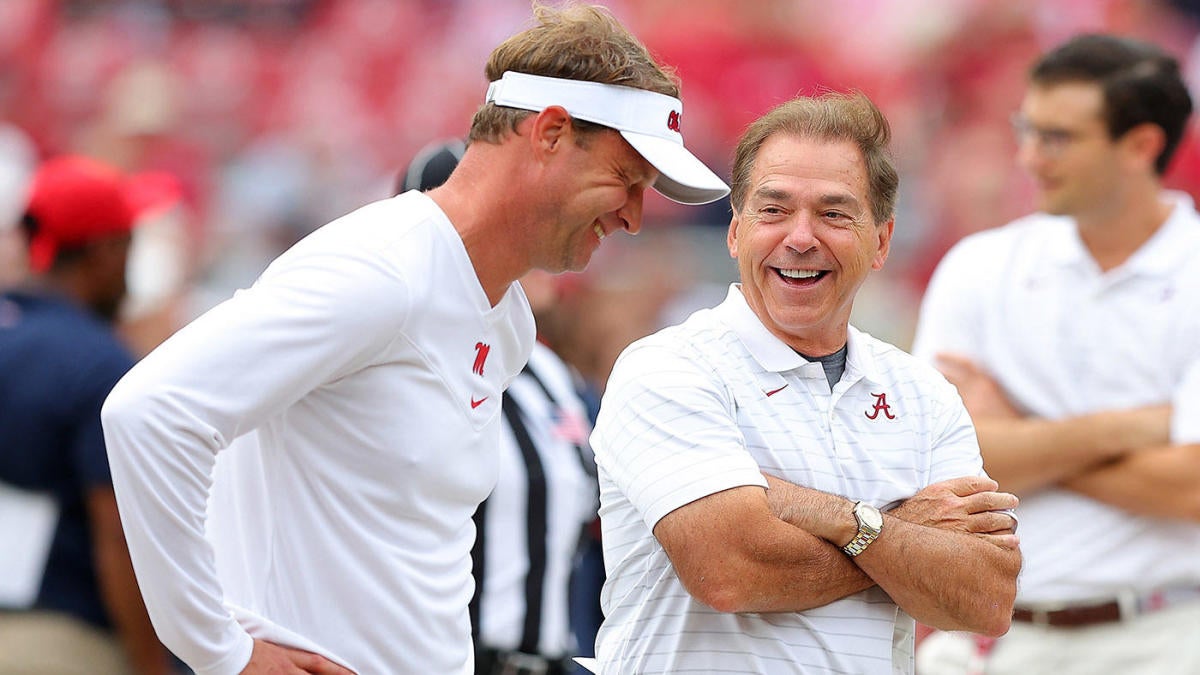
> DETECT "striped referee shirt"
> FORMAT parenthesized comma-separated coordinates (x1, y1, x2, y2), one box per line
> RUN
(592, 284, 986, 674)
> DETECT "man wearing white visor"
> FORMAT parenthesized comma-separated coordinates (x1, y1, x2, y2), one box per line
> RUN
(484, 70, 728, 206)
(101, 4, 727, 675)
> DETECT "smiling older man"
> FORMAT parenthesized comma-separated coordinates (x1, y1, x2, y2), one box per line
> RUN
(590, 92, 1021, 674)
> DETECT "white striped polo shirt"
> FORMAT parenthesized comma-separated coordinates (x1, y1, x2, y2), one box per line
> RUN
(592, 284, 985, 674)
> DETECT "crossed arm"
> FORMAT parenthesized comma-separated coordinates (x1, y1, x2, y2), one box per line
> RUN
(652, 474, 1020, 637)
(935, 353, 1200, 521)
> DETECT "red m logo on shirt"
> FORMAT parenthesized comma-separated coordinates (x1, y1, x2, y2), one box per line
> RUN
(472, 342, 490, 376)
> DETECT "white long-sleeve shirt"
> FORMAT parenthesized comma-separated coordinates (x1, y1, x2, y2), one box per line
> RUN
(102, 192, 534, 675)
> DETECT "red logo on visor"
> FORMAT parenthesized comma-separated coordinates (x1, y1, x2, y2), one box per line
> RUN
(667, 110, 681, 132)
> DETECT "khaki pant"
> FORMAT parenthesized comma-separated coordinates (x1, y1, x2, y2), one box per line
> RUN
(917, 600, 1200, 675)
(0, 611, 132, 675)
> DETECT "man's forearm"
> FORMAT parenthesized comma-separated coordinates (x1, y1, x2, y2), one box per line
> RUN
(726, 525, 877, 613)
(657, 483, 873, 614)
(974, 406, 1170, 494)
(764, 475, 859, 546)
(764, 474, 1020, 632)
(852, 517, 1020, 636)
(1063, 443, 1200, 521)
(937, 352, 1172, 495)
(762, 475, 875, 602)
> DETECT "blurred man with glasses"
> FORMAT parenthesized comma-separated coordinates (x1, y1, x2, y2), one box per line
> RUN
(914, 34, 1200, 674)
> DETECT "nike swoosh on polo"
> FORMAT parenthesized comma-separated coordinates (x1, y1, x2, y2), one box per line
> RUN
(765, 384, 789, 397)
(471, 396, 488, 409)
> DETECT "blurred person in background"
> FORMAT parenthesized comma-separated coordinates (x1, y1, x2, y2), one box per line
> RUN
(0, 155, 174, 675)
(114, 168, 192, 359)
(538, 227, 713, 675)
(100, 3, 728, 674)
(590, 92, 1019, 674)
(0, 121, 37, 287)
(73, 58, 205, 360)
(399, 139, 598, 675)
(913, 34, 1200, 674)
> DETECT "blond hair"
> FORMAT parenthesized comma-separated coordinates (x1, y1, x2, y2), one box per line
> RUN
(469, 2, 679, 143)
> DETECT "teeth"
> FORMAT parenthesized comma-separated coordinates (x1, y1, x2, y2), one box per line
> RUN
(594, 223, 606, 241)
(779, 268, 820, 279)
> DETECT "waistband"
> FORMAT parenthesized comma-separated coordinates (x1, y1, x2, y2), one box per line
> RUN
(476, 647, 572, 675)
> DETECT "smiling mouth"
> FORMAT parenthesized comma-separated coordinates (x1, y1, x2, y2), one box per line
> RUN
(775, 268, 827, 284)
(593, 222, 607, 241)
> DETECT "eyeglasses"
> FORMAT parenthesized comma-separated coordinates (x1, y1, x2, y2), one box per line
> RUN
(1010, 113, 1086, 157)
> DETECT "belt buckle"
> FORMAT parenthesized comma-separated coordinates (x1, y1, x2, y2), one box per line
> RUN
(497, 650, 550, 675)
(1028, 608, 1052, 626)
(1116, 588, 1139, 620)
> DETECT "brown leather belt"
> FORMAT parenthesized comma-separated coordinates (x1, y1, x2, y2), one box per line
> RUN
(1014, 586, 1200, 628)
(1012, 601, 1121, 627)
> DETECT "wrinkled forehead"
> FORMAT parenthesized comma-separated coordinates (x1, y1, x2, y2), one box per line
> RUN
(752, 136, 869, 195)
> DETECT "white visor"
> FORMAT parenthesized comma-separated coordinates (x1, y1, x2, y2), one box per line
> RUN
(485, 71, 730, 205)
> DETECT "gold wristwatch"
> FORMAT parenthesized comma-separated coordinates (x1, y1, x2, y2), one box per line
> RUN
(842, 501, 883, 557)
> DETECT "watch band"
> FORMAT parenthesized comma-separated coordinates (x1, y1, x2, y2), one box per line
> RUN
(842, 529, 876, 557)
(842, 501, 882, 557)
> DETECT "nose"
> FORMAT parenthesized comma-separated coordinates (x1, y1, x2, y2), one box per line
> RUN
(1016, 136, 1044, 174)
(617, 184, 646, 235)
(783, 212, 818, 254)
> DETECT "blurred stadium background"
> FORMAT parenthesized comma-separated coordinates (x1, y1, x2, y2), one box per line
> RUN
(4, 0, 1200, 385)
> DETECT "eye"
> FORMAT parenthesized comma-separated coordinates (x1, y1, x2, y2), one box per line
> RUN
(1041, 130, 1073, 147)
(754, 205, 790, 222)
(822, 210, 855, 225)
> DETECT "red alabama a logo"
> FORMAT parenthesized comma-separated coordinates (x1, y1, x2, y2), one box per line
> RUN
(865, 392, 896, 420)
(472, 342, 490, 376)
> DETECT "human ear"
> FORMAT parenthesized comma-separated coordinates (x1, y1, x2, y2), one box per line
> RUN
(529, 106, 572, 158)
(727, 213, 741, 258)
(872, 218, 894, 270)
(1122, 123, 1166, 172)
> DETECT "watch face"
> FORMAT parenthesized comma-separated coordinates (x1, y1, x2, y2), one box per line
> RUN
(859, 504, 883, 530)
